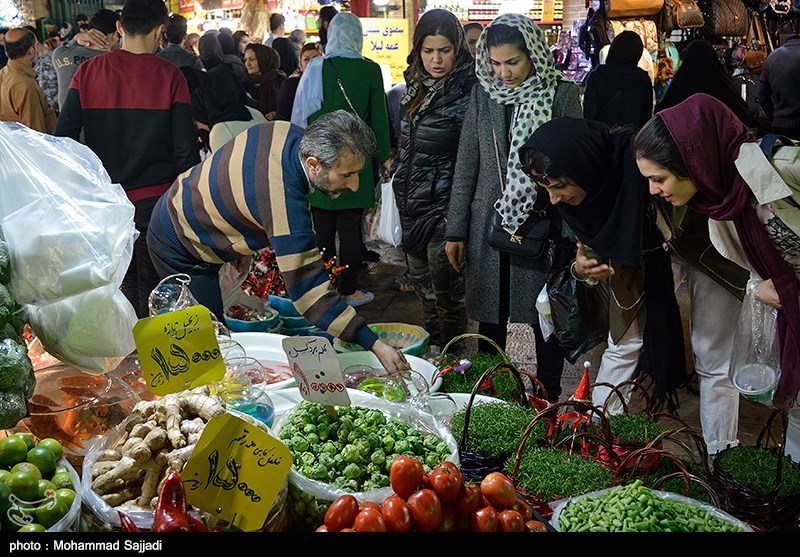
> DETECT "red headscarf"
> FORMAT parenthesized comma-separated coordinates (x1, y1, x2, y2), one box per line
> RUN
(658, 93, 800, 405)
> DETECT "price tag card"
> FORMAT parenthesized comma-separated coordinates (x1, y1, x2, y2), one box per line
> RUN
(182, 413, 292, 532)
(282, 336, 350, 406)
(132, 305, 226, 396)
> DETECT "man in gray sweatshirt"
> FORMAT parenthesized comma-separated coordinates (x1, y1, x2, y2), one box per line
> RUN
(52, 8, 120, 110)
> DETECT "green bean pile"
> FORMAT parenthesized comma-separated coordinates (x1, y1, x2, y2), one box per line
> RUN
(558, 480, 745, 532)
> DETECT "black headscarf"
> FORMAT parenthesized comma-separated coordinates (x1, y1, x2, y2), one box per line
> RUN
(245, 43, 286, 116)
(318, 5, 338, 51)
(198, 33, 224, 70)
(655, 39, 750, 124)
(523, 118, 649, 266)
(217, 31, 236, 55)
(271, 36, 299, 76)
(606, 31, 643, 66)
(523, 117, 687, 411)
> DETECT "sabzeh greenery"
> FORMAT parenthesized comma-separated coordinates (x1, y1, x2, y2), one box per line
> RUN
(605, 413, 664, 446)
(715, 445, 800, 497)
(507, 446, 615, 502)
(450, 400, 544, 458)
(438, 352, 530, 402)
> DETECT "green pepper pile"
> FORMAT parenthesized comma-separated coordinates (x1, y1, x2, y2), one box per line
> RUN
(558, 479, 745, 532)
(0, 239, 34, 429)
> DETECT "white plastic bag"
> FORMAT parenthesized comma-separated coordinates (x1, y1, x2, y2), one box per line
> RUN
(0, 122, 138, 373)
(372, 177, 402, 248)
(536, 284, 555, 341)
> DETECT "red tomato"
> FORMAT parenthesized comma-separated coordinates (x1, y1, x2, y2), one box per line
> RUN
(407, 489, 443, 532)
(315, 525, 329, 532)
(436, 505, 458, 532)
(439, 461, 463, 480)
(390, 455, 425, 499)
(359, 501, 381, 513)
(340, 528, 356, 532)
(324, 494, 360, 532)
(480, 472, 517, 509)
(498, 510, 525, 532)
(353, 508, 387, 532)
(470, 506, 499, 532)
(508, 498, 533, 522)
(454, 482, 482, 517)
(429, 465, 464, 504)
(381, 496, 413, 533)
(526, 520, 549, 532)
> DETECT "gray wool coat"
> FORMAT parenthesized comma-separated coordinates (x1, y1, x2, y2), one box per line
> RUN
(445, 80, 582, 324)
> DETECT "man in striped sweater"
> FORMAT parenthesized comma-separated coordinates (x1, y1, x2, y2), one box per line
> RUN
(55, 0, 200, 318)
(147, 110, 411, 373)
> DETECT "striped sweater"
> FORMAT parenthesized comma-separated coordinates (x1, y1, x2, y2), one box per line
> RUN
(160, 120, 379, 349)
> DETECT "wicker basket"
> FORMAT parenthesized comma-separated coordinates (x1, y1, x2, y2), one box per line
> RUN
(710, 408, 800, 527)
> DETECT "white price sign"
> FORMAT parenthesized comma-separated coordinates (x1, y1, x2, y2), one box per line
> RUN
(282, 336, 350, 406)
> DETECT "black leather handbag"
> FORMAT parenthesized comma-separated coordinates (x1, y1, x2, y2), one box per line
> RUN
(487, 210, 552, 259)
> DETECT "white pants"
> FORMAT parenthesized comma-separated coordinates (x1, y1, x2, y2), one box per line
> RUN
(592, 254, 742, 455)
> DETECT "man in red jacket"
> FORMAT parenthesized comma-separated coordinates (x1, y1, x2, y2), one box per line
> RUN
(55, 0, 200, 318)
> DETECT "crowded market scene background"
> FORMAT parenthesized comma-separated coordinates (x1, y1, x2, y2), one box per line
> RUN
(0, 0, 798, 538)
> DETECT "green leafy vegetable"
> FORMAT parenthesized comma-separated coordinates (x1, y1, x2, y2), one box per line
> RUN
(439, 352, 529, 402)
(450, 400, 542, 458)
(715, 445, 800, 497)
(605, 413, 664, 446)
(508, 447, 614, 502)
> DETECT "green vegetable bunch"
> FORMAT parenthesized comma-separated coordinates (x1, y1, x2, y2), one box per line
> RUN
(558, 479, 744, 532)
(508, 447, 615, 502)
(278, 401, 451, 492)
(439, 352, 529, 402)
(715, 445, 800, 497)
(450, 401, 542, 458)
(605, 413, 664, 446)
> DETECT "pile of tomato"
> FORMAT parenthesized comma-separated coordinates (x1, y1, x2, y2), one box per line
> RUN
(317, 456, 550, 532)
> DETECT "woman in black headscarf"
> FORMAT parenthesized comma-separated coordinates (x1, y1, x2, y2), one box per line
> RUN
(217, 30, 247, 80)
(271, 36, 299, 76)
(198, 33, 224, 70)
(317, 5, 338, 53)
(243, 43, 286, 120)
(520, 117, 686, 412)
(582, 31, 654, 129)
(655, 40, 749, 123)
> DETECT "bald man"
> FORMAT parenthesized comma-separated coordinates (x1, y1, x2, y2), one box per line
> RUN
(0, 28, 56, 133)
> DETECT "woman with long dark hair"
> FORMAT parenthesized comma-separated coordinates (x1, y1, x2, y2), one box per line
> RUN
(244, 43, 286, 120)
(390, 9, 476, 348)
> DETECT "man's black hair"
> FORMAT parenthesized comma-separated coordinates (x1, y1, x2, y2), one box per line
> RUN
(89, 9, 121, 36)
(164, 14, 188, 44)
(120, 0, 168, 36)
(269, 13, 285, 32)
(4, 29, 36, 59)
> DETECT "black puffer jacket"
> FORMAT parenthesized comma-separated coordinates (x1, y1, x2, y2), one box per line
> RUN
(392, 70, 477, 255)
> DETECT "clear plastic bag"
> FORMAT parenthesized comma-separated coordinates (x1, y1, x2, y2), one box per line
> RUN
(372, 177, 402, 248)
(0, 122, 138, 373)
(729, 278, 781, 406)
(0, 122, 135, 305)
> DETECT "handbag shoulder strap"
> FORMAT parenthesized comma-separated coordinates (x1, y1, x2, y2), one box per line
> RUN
(326, 59, 358, 116)
(760, 133, 796, 159)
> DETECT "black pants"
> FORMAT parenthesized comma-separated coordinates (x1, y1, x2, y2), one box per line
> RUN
(310, 207, 363, 296)
(123, 197, 163, 319)
(478, 251, 565, 402)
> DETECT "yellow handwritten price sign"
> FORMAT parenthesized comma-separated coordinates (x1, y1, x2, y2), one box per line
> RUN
(282, 336, 350, 406)
(360, 18, 409, 86)
(132, 305, 226, 396)
(182, 413, 292, 532)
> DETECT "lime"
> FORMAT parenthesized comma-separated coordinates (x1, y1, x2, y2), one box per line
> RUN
(0, 436, 29, 467)
(50, 471, 73, 490)
(26, 446, 56, 478)
(13, 433, 35, 452)
(0, 469, 11, 484)
(11, 462, 42, 480)
(36, 439, 63, 462)
(34, 498, 69, 528)
(53, 488, 76, 510)
(0, 481, 11, 514)
(7, 470, 39, 501)
(36, 479, 57, 500)
(17, 523, 46, 532)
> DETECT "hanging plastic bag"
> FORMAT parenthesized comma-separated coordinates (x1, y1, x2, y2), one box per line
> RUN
(546, 238, 610, 364)
(536, 285, 555, 341)
(0, 121, 138, 373)
(372, 177, 402, 248)
(729, 277, 781, 407)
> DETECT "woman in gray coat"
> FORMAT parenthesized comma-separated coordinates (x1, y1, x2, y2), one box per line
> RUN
(445, 13, 582, 402)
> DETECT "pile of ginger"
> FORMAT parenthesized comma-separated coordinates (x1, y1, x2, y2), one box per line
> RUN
(90, 386, 264, 511)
